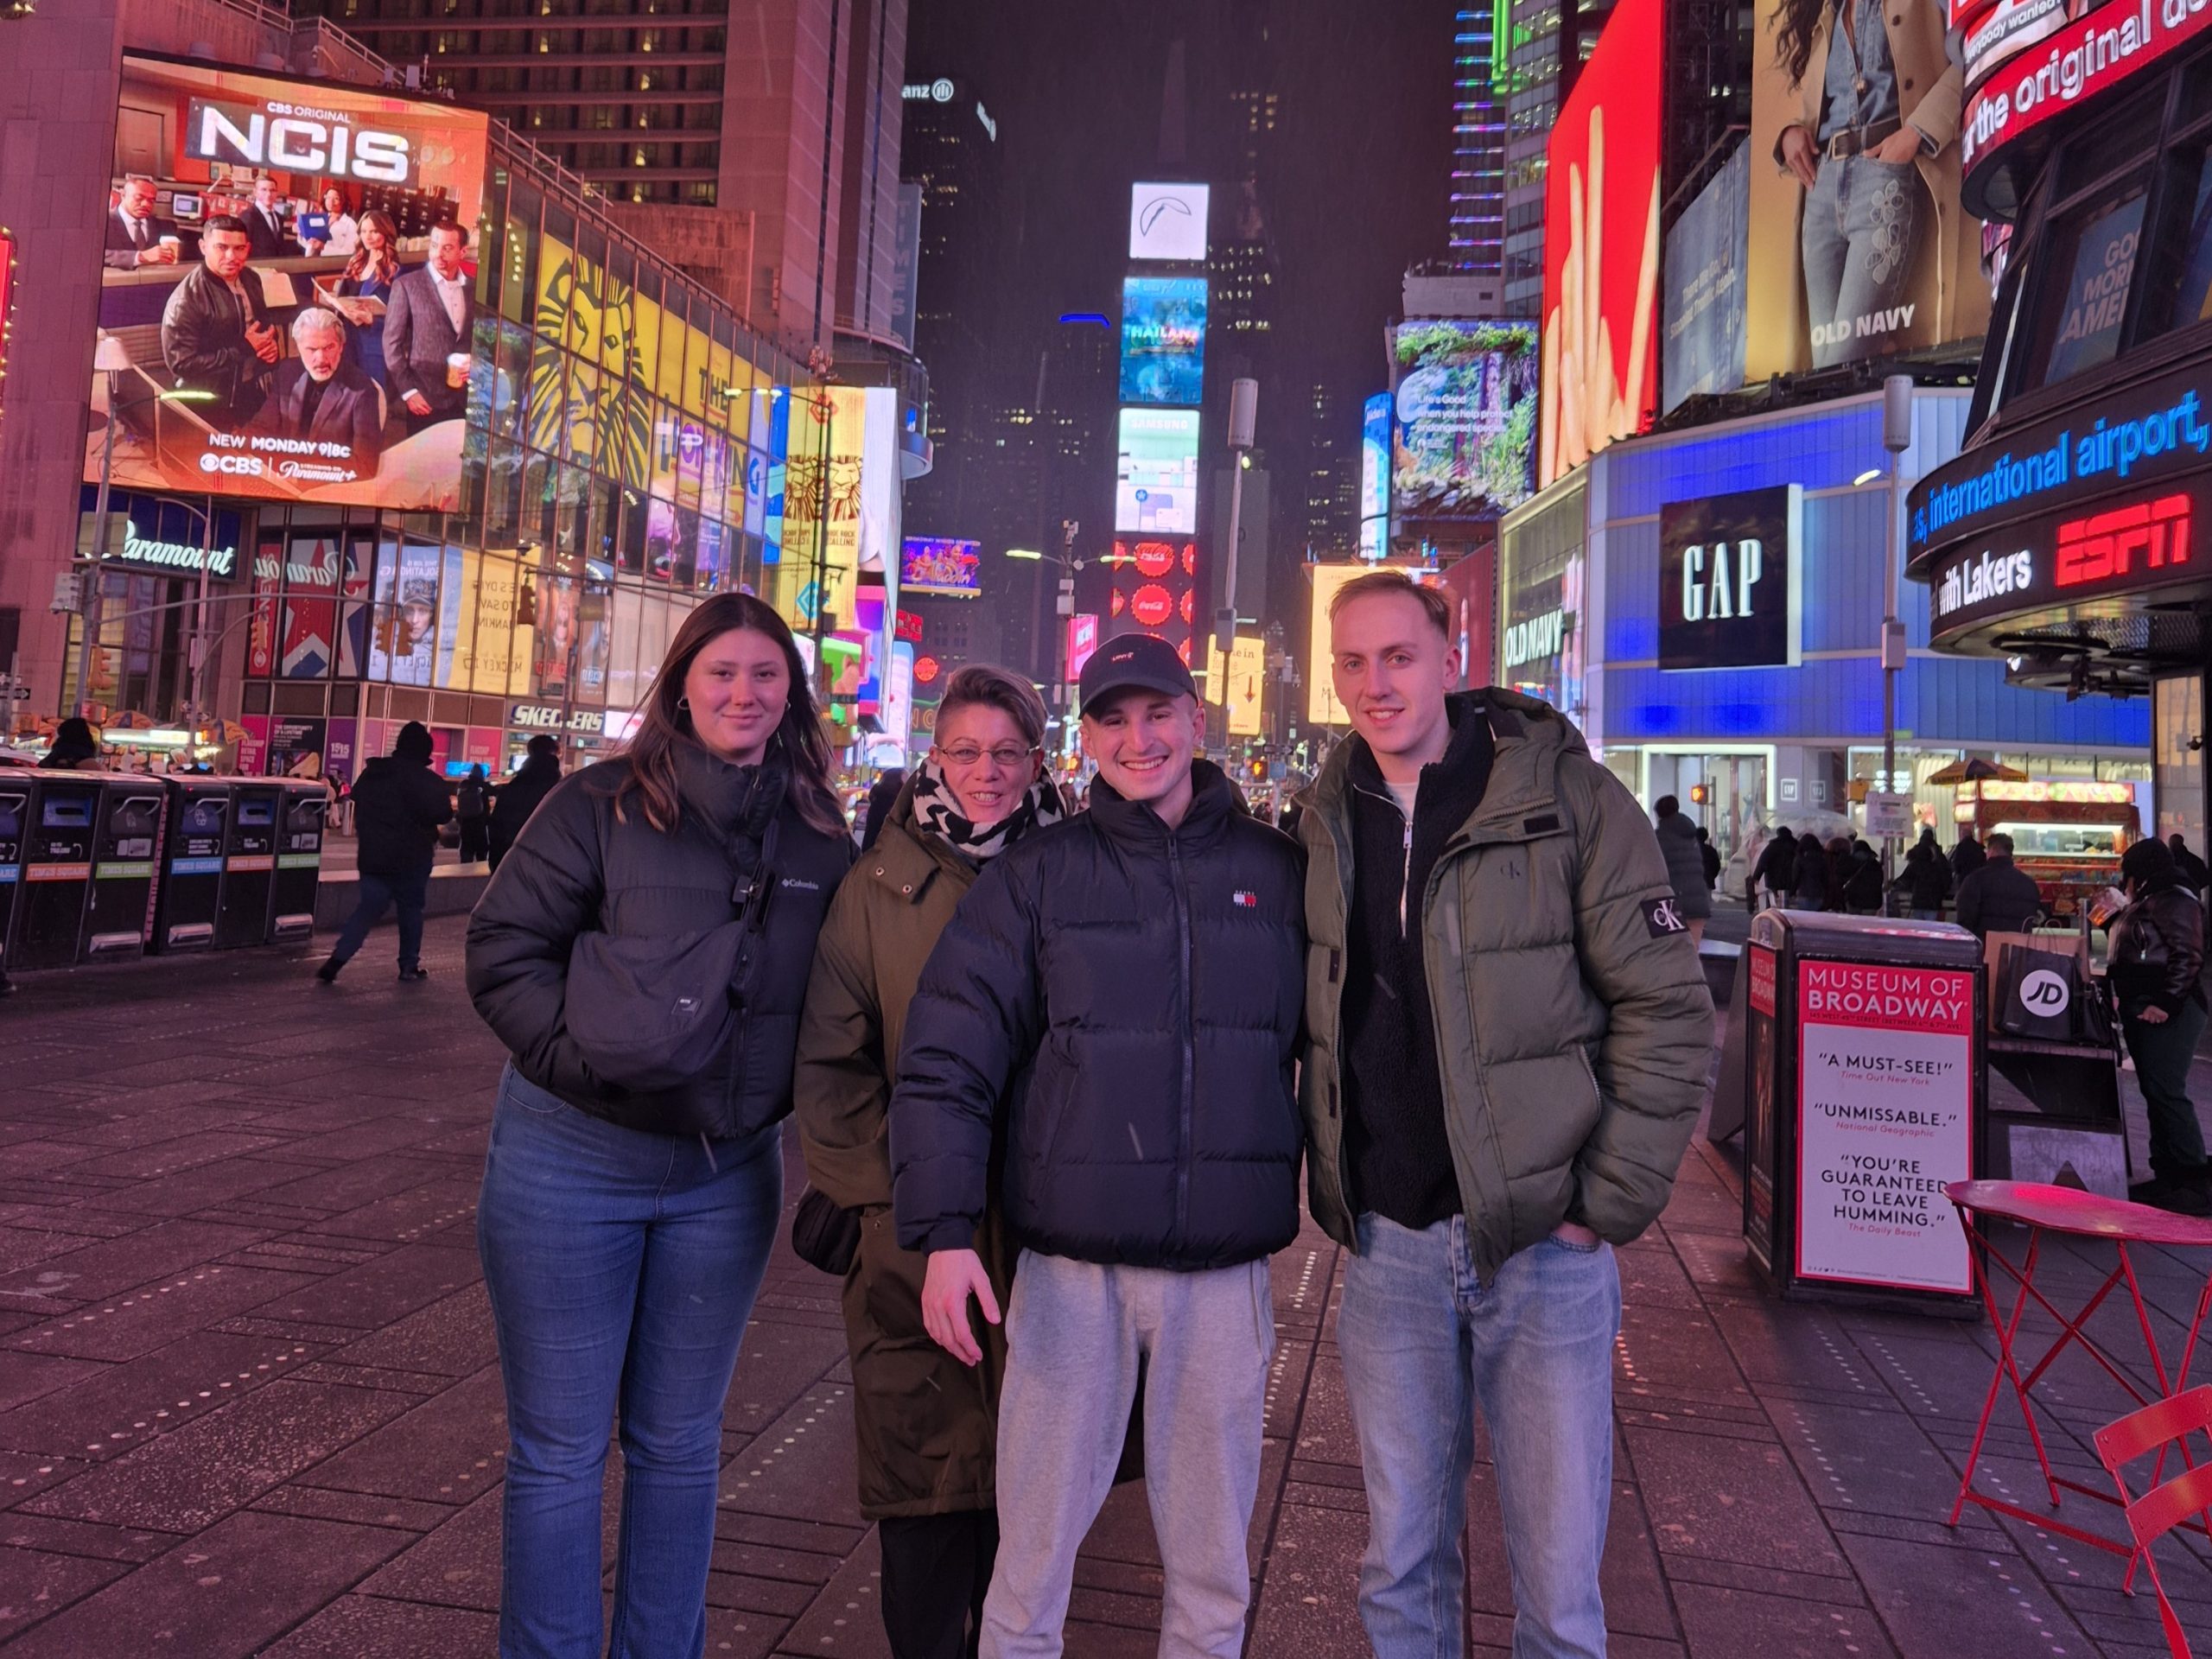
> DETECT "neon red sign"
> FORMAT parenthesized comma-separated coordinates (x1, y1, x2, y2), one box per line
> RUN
(1130, 540, 1176, 578)
(2053, 493, 2191, 589)
(1130, 584, 1174, 628)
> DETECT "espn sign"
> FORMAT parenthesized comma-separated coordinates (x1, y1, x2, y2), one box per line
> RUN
(2054, 493, 2190, 588)
(187, 98, 416, 186)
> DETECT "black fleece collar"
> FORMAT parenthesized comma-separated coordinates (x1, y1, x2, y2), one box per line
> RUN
(1088, 756, 1236, 851)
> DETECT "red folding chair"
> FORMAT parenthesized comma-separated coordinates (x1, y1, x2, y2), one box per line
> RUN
(2093, 1384, 2212, 1659)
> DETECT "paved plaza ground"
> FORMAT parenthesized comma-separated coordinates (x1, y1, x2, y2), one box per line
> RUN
(0, 916, 2207, 1656)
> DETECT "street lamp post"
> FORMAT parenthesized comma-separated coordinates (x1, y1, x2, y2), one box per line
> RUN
(75, 336, 136, 719)
(1880, 374, 1913, 880)
(1214, 378, 1259, 671)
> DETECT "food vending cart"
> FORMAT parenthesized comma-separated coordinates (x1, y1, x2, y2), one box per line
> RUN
(1950, 779, 2139, 922)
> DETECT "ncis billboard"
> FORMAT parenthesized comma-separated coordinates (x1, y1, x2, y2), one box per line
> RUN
(88, 55, 488, 512)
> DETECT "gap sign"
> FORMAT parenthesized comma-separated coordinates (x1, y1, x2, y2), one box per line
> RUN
(1658, 485, 1803, 671)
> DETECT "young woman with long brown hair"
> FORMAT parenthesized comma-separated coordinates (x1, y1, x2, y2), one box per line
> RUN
(467, 593, 854, 1657)
(332, 208, 400, 390)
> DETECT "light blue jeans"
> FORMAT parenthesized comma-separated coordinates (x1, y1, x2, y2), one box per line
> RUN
(477, 1065, 783, 1659)
(1802, 154, 1923, 369)
(1336, 1213, 1622, 1659)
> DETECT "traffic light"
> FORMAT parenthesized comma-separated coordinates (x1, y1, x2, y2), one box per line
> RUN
(1688, 784, 1710, 805)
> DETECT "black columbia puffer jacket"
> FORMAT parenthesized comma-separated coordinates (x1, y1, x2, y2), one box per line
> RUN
(466, 742, 854, 1139)
(890, 760, 1306, 1270)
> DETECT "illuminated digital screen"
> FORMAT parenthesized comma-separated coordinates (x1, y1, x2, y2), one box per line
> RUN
(1120, 276, 1206, 405)
(1115, 407, 1200, 534)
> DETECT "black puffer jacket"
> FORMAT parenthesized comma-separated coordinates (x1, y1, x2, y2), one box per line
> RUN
(486, 751, 562, 859)
(2107, 879, 2208, 1018)
(466, 743, 854, 1138)
(890, 760, 1306, 1270)
(351, 755, 453, 877)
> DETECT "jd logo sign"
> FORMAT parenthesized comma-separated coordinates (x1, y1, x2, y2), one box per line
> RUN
(1658, 485, 1803, 671)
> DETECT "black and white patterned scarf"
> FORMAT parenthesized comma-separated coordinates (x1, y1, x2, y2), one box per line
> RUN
(910, 754, 1064, 865)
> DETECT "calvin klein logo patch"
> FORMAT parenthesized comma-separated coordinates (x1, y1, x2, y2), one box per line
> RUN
(1642, 897, 1688, 938)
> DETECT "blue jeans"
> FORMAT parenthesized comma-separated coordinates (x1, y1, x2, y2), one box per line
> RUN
(329, 865, 429, 971)
(1801, 154, 1924, 369)
(1336, 1213, 1622, 1659)
(477, 1065, 783, 1659)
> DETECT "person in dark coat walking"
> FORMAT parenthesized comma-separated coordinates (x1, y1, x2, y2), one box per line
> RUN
(1789, 831, 1830, 910)
(455, 763, 493, 864)
(2107, 838, 2212, 1215)
(1697, 826, 1722, 893)
(464, 594, 854, 1654)
(893, 634, 1306, 1659)
(1843, 839, 1884, 913)
(485, 735, 561, 872)
(40, 718, 102, 770)
(861, 766, 906, 850)
(1751, 825, 1799, 909)
(1896, 828, 1951, 919)
(796, 667, 1065, 1659)
(1652, 796, 1713, 944)
(2168, 833, 2209, 898)
(1955, 833, 2044, 938)
(1951, 831, 1987, 885)
(316, 721, 452, 982)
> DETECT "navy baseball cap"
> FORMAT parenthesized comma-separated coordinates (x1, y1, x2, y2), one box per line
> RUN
(1079, 632, 1196, 716)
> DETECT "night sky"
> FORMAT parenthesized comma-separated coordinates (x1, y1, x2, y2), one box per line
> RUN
(904, 0, 1459, 448)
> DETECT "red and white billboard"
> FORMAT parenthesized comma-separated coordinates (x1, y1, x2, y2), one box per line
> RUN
(1794, 961, 1975, 1294)
(1540, 0, 1663, 486)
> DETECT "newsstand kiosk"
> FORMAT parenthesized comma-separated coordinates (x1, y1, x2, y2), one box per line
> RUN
(1740, 911, 1986, 1313)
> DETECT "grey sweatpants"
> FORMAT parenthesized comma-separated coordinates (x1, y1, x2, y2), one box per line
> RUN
(981, 1249, 1275, 1659)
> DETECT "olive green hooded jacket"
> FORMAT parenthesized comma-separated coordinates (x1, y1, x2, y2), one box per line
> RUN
(1296, 690, 1714, 1281)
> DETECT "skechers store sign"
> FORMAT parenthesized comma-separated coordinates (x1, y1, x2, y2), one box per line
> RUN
(1658, 486, 1803, 670)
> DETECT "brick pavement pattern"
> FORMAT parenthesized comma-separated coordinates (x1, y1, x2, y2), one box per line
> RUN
(0, 917, 2207, 1656)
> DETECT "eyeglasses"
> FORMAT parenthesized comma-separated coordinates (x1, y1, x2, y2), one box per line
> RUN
(936, 744, 1038, 769)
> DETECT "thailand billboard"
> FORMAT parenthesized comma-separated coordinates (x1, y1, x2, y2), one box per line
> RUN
(1745, 0, 1991, 377)
(88, 54, 489, 510)
(1391, 321, 1539, 519)
(1116, 407, 1201, 535)
(1119, 276, 1207, 406)
(1541, 0, 1663, 487)
(1662, 143, 1750, 413)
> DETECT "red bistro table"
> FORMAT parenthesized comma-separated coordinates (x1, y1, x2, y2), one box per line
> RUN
(1944, 1179, 2212, 1577)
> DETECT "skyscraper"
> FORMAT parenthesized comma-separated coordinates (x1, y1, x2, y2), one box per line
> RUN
(1501, 0, 1615, 315)
(296, 0, 908, 354)
(1449, 4, 1508, 276)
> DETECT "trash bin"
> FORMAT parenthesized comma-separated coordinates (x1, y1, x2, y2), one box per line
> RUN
(269, 779, 327, 944)
(79, 781, 166, 962)
(8, 772, 104, 972)
(213, 782, 282, 950)
(1740, 909, 1985, 1313)
(0, 774, 29, 976)
(153, 778, 233, 953)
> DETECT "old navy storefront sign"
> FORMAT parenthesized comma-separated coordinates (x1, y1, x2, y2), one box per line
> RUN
(1657, 486, 1803, 671)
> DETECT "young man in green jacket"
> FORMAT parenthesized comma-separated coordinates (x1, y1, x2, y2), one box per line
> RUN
(1297, 572, 1713, 1659)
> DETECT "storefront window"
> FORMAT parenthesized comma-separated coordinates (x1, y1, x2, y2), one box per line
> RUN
(2154, 672, 2206, 855)
(2032, 189, 2147, 388)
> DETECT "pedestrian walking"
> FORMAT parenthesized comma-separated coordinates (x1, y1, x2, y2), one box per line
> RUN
(1951, 830, 1987, 885)
(456, 761, 493, 864)
(1789, 830, 1830, 911)
(1896, 827, 1951, 919)
(40, 717, 101, 770)
(2167, 831, 2209, 898)
(795, 665, 1064, 1659)
(1955, 832, 2044, 938)
(486, 734, 562, 872)
(861, 766, 906, 850)
(1296, 571, 1713, 1659)
(892, 634, 1306, 1659)
(1697, 824, 1721, 893)
(316, 721, 451, 983)
(1652, 795, 1713, 945)
(463, 594, 854, 1657)
(1751, 824, 1799, 911)
(2106, 837, 2212, 1217)
(1843, 838, 1884, 914)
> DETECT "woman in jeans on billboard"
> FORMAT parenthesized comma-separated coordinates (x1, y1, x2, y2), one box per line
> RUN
(466, 594, 854, 1657)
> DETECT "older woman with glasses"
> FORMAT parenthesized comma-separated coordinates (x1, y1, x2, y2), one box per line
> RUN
(794, 664, 1062, 1659)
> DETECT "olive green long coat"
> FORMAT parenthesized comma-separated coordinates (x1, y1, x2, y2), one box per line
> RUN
(793, 790, 1011, 1520)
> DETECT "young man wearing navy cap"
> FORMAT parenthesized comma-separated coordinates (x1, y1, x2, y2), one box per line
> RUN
(890, 634, 1307, 1658)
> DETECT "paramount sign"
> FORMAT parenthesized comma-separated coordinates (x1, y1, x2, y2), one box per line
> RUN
(187, 98, 416, 187)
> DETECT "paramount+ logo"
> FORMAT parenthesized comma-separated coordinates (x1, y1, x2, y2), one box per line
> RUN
(188, 98, 416, 187)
